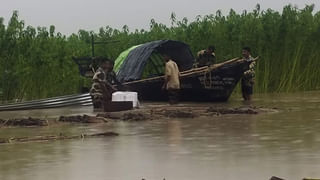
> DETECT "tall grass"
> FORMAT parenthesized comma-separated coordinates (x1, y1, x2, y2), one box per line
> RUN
(0, 4, 320, 101)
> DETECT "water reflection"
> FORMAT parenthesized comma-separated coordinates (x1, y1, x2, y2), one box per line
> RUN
(167, 120, 182, 145)
(0, 92, 319, 180)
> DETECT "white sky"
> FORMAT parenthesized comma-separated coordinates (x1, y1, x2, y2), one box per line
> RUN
(0, 0, 319, 35)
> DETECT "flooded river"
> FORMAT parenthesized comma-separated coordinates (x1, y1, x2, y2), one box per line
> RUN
(0, 92, 320, 180)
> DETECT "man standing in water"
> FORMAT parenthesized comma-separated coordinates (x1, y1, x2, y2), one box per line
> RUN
(196, 45, 216, 67)
(90, 60, 116, 109)
(162, 54, 180, 104)
(241, 47, 256, 101)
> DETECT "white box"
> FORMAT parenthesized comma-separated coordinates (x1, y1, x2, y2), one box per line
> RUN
(112, 91, 139, 108)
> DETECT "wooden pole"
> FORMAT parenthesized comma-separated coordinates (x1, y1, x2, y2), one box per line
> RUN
(91, 34, 95, 57)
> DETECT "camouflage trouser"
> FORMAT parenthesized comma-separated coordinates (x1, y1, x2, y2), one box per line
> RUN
(241, 78, 253, 95)
(91, 94, 104, 109)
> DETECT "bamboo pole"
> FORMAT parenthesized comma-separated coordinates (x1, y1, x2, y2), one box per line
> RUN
(123, 57, 244, 85)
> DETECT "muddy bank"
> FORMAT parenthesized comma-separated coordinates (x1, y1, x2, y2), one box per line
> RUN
(0, 131, 118, 144)
(59, 115, 107, 123)
(0, 117, 48, 127)
(0, 106, 277, 127)
(60, 105, 275, 123)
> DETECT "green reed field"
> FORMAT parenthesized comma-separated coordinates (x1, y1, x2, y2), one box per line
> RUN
(0, 4, 320, 100)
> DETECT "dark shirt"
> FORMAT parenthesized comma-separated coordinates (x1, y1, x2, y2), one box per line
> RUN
(197, 50, 216, 67)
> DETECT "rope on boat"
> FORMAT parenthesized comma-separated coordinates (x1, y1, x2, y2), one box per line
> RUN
(203, 70, 213, 88)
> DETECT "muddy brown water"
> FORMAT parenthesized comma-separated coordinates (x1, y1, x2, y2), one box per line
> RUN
(0, 92, 320, 180)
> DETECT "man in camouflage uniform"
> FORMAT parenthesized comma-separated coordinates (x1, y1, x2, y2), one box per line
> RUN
(241, 47, 256, 101)
(90, 60, 116, 109)
(196, 45, 216, 67)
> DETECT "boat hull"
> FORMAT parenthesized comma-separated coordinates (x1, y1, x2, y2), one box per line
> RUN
(125, 60, 249, 102)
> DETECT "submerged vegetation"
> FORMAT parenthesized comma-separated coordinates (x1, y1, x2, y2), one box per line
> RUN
(0, 4, 320, 101)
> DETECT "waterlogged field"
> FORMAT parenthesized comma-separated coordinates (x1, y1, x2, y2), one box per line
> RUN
(0, 5, 320, 101)
(0, 92, 319, 180)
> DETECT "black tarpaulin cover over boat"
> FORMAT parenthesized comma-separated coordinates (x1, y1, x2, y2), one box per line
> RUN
(116, 40, 195, 82)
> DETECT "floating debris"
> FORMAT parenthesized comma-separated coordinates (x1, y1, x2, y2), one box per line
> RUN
(270, 176, 285, 180)
(0, 131, 118, 144)
(207, 107, 259, 114)
(59, 115, 107, 123)
(160, 109, 196, 118)
(96, 112, 123, 120)
(97, 111, 151, 121)
(122, 112, 150, 121)
(0, 117, 48, 127)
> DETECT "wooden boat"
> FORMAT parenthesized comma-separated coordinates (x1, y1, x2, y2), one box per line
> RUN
(122, 58, 250, 102)
(113, 40, 250, 102)
(72, 40, 251, 102)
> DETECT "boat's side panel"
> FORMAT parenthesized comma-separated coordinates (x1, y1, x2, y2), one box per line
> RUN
(181, 61, 247, 101)
(127, 61, 248, 102)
